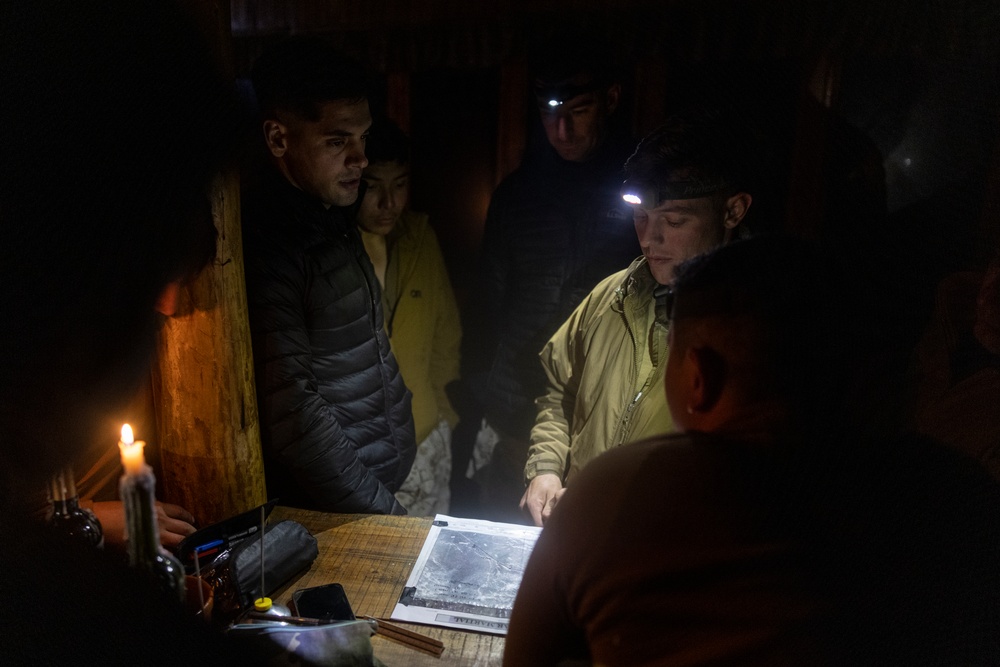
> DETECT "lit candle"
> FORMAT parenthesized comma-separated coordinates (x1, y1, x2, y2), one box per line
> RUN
(118, 423, 147, 476)
(116, 422, 185, 601)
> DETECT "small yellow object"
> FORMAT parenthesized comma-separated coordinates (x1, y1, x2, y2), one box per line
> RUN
(254, 597, 273, 612)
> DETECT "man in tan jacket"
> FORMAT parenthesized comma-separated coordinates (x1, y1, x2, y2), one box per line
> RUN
(521, 109, 754, 526)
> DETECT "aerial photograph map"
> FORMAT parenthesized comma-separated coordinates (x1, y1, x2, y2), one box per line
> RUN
(391, 515, 542, 634)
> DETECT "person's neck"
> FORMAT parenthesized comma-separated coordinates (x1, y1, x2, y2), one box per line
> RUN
(692, 398, 792, 445)
(271, 161, 335, 209)
(360, 229, 387, 288)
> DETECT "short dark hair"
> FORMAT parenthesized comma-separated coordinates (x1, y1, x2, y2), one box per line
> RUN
(670, 235, 853, 428)
(0, 0, 238, 492)
(251, 36, 368, 120)
(623, 108, 755, 204)
(364, 117, 411, 166)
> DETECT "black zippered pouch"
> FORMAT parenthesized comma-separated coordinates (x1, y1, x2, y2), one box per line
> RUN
(175, 500, 319, 622)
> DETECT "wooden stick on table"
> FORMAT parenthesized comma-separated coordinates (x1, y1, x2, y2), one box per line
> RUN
(359, 615, 445, 657)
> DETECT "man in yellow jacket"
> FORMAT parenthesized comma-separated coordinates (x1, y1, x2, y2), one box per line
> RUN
(521, 109, 754, 526)
(358, 118, 462, 516)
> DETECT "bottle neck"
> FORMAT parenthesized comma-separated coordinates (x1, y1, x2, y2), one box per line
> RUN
(47, 467, 104, 549)
(119, 469, 185, 602)
(48, 468, 80, 516)
(120, 471, 163, 564)
(50, 495, 80, 517)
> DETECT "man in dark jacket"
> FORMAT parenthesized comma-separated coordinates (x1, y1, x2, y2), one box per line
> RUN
(243, 37, 416, 514)
(461, 34, 640, 521)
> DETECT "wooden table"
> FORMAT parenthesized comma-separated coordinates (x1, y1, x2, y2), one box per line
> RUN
(270, 507, 505, 666)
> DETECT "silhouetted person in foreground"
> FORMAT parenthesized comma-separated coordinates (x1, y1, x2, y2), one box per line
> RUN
(506, 236, 1000, 666)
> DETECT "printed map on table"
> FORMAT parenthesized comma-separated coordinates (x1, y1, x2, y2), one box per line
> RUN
(391, 514, 542, 635)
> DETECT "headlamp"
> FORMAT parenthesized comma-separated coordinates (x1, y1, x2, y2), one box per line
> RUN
(534, 80, 599, 109)
(620, 175, 732, 206)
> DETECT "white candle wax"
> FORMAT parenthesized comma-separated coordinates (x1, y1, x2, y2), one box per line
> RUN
(118, 423, 147, 476)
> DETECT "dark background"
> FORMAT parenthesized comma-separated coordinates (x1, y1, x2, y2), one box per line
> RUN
(230, 0, 1000, 359)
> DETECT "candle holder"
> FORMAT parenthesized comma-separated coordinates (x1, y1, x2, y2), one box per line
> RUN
(119, 428, 185, 603)
(47, 467, 104, 549)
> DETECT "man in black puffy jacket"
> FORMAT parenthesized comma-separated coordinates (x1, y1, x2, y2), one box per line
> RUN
(460, 33, 640, 521)
(243, 37, 416, 514)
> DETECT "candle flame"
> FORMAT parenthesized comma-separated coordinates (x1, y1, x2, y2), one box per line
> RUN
(121, 423, 134, 444)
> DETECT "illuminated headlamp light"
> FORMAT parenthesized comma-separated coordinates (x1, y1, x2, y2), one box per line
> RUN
(535, 80, 598, 110)
(620, 175, 732, 206)
(619, 181, 660, 207)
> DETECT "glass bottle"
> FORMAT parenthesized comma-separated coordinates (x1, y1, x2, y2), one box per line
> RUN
(47, 468, 104, 549)
(119, 452, 185, 603)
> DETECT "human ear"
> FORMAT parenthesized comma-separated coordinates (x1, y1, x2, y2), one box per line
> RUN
(263, 119, 288, 158)
(688, 346, 726, 413)
(604, 83, 622, 115)
(722, 192, 752, 229)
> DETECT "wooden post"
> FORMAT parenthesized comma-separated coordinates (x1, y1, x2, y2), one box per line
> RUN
(152, 171, 266, 526)
(151, 1, 266, 525)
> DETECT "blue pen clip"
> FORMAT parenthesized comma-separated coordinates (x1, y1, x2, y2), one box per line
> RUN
(194, 538, 225, 555)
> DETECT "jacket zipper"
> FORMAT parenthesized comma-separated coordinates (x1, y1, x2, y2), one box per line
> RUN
(353, 234, 386, 365)
(351, 231, 407, 491)
(613, 283, 642, 447)
(612, 280, 665, 448)
(617, 390, 643, 447)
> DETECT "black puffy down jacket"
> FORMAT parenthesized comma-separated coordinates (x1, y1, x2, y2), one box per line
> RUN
(242, 174, 415, 514)
(469, 139, 641, 438)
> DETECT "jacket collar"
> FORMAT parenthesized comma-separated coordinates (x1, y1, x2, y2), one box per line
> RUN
(611, 257, 658, 316)
(383, 211, 429, 288)
(621, 257, 658, 298)
(262, 166, 362, 233)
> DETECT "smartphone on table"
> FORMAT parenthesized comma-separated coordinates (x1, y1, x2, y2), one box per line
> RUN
(290, 583, 355, 621)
